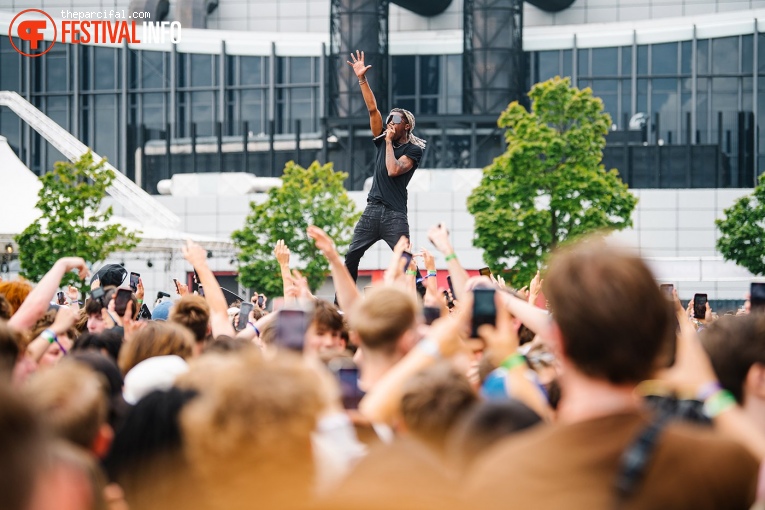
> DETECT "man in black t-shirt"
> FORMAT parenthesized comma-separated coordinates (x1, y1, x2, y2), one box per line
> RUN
(344, 50, 426, 282)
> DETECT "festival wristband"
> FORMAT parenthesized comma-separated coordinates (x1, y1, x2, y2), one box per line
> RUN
(427, 270, 437, 276)
(406, 270, 418, 276)
(500, 353, 527, 371)
(248, 322, 260, 336)
(703, 389, 737, 418)
(41, 328, 58, 344)
(445, 253, 457, 262)
(696, 381, 722, 401)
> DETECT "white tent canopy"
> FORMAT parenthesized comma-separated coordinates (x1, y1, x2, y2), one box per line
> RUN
(0, 136, 233, 253)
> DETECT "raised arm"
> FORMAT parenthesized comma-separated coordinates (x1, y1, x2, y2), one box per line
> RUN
(347, 50, 383, 136)
(182, 240, 236, 338)
(307, 226, 360, 313)
(9, 257, 89, 331)
(274, 239, 294, 299)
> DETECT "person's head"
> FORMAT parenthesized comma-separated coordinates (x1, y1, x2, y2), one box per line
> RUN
(544, 238, 674, 386)
(386, 108, 413, 142)
(305, 300, 345, 354)
(24, 360, 111, 457)
(0, 321, 21, 381)
(701, 314, 765, 409)
(72, 330, 123, 362)
(0, 280, 33, 316)
(448, 400, 542, 471)
(399, 363, 478, 453)
(0, 294, 12, 320)
(85, 298, 107, 334)
(181, 352, 323, 507)
(169, 295, 211, 344)
(152, 300, 174, 322)
(349, 287, 418, 390)
(103, 387, 198, 505)
(0, 382, 50, 510)
(118, 321, 194, 375)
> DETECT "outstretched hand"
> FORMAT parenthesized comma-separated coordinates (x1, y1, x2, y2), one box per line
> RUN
(427, 223, 453, 255)
(182, 239, 208, 269)
(274, 239, 290, 267)
(347, 50, 371, 79)
(307, 226, 339, 261)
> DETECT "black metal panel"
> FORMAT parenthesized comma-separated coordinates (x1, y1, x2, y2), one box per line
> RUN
(328, 0, 389, 118)
(524, 0, 576, 12)
(390, 0, 453, 16)
(463, 0, 526, 115)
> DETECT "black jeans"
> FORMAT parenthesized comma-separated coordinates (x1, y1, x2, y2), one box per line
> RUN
(344, 202, 410, 282)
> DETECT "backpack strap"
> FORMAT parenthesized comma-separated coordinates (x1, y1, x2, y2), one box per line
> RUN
(613, 415, 669, 509)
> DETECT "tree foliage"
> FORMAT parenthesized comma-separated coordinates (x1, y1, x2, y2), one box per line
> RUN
(16, 152, 140, 287)
(467, 77, 638, 287)
(716, 174, 765, 276)
(232, 161, 361, 295)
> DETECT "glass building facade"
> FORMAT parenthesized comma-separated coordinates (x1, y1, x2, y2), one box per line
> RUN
(0, 23, 762, 191)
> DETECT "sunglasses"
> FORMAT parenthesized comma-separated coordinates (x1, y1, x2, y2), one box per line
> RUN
(385, 113, 404, 125)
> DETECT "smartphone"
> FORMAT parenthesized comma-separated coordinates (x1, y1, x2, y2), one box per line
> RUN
(198, 285, 205, 297)
(129, 272, 140, 292)
(423, 306, 441, 325)
(751, 283, 765, 313)
(401, 251, 413, 273)
(237, 302, 254, 331)
(693, 293, 708, 320)
(257, 295, 264, 308)
(115, 288, 133, 316)
(472, 288, 497, 338)
(57, 291, 66, 305)
(90, 287, 105, 308)
(173, 278, 180, 294)
(447, 275, 455, 298)
(275, 308, 309, 351)
(479, 267, 492, 278)
(328, 358, 365, 410)
(660, 284, 674, 296)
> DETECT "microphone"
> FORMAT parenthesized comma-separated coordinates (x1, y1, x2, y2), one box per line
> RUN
(373, 130, 387, 142)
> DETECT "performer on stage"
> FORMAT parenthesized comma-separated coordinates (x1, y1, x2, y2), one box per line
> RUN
(344, 50, 426, 282)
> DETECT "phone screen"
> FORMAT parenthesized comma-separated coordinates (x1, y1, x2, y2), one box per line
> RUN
(91, 287, 105, 306)
(401, 251, 413, 273)
(115, 288, 132, 316)
(479, 267, 492, 277)
(693, 293, 708, 320)
(423, 306, 440, 325)
(472, 288, 497, 338)
(237, 302, 254, 331)
(660, 284, 674, 296)
(257, 295, 264, 308)
(751, 283, 765, 313)
(338, 368, 364, 409)
(275, 309, 308, 351)
(198, 285, 205, 297)
(129, 272, 140, 292)
(173, 279, 180, 294)
(57, 291, 66, 305)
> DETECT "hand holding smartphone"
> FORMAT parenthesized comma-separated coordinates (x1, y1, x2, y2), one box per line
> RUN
(693, 293, 708, 320)
(115, 288, 133, 316)
(275, 308, 309, 351)
(471, 288, 497, 338)
(129, 272, 140, 292)
(236, 302, 254, 331)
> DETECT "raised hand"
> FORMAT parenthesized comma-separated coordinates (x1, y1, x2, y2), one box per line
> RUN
(427, 223, 453, 255)
(307, 226, 339, 261)
(58, 257, 90, 280)
(274, 239, 291, 267)
(182, 239, 208, 269)
(529, 270, 543, 303)
(346, 50, 371, 79)
(136, 277, 145, 301)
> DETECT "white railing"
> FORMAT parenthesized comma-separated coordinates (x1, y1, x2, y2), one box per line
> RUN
(0, 90, 179, 228)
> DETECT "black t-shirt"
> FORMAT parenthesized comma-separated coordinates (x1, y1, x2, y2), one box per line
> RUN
(367, 136, 423, 214)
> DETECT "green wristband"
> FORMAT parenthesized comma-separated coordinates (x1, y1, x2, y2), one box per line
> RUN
(703, 389, 737, 418)
(445, 253, 457, 262)
(406, 270, 418, 276)
(500, 353, 527, 371)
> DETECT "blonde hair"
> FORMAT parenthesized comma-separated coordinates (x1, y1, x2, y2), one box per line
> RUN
(24, 360, 108, 449)
(118, 322, 194, 375)
(349, 287, 417, 354)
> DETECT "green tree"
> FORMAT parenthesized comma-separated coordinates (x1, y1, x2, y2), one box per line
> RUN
(232, 161, 361, 295)
(467, 77, 638, 287)
(716, 174, 765, 276)
(16, 152, 140, 288)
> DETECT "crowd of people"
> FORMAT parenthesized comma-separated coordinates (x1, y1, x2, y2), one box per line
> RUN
(1, 222, 765, 510)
